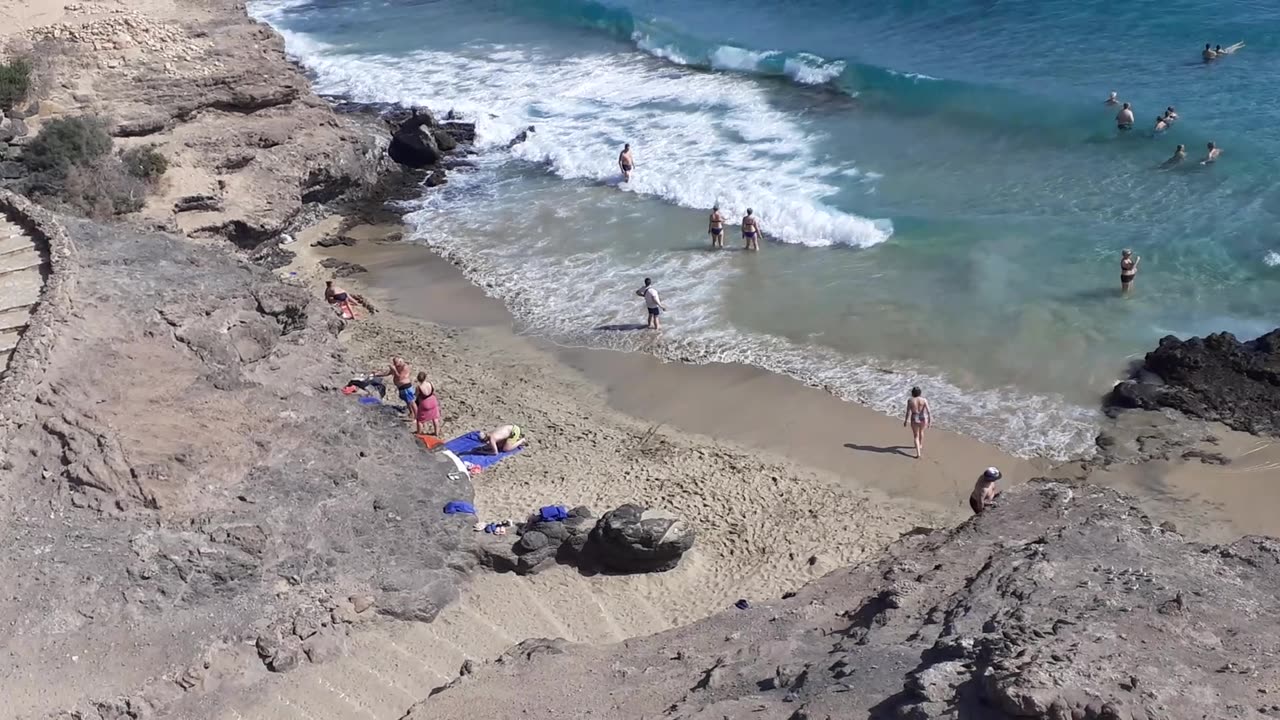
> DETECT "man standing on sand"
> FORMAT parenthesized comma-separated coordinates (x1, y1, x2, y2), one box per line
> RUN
(636, 277, 666, 330)
(1120, 249, 1140, 294)
(742, 208, 761, 251)
(619, 143, 634, 183)
(1116, 102, 1135, 131)
(1200, 141, 1221, 165)
(970, 467, 1002, 514)
(709, 205, 725, 249)
(372, 356, 416, 420)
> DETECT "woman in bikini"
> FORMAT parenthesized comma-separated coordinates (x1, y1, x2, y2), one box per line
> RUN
(709, 205, 725, 248)
(903, 386, 930, 459)
(741, 208, 760, 251)
(1120, 249, 1140, 294)
(414, 371, 441, 436)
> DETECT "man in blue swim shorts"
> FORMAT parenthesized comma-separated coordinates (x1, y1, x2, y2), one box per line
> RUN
(372, 356, 416, 420)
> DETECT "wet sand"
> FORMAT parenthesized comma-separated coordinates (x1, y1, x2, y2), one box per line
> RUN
(323, 233, 1280, 542)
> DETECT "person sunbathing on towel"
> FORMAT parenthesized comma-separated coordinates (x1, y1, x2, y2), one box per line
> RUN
(479, 424, 525, 454)
(325, 280, 374, 315)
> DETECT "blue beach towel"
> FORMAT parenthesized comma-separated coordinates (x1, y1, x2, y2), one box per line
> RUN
(444, 431, 525, 472)
(357, 396, 381, 406)
(443, 501, 477, 515)
(539, 505, 569, 522)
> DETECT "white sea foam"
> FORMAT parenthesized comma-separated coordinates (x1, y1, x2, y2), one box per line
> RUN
(783, 53, 846, 85)
(1265, 251, 1280, 267)
(708, 45, 778, 73)
(256, 28, 892, 248)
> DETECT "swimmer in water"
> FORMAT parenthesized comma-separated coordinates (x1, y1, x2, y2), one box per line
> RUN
(741, 208, 761, 251)
(1116, 102, 1134, 131)
(1164, 106, 1179, 122)
(708, 205, 725, 249)
(618, 143, 633, 183)
(1203, 43, 1217, 62)
(1104, 91, 1120, 106)
(1201, 141, 1221, 164)
(1161, 144, 1187, 168)
(1154, 115, 1169, 133)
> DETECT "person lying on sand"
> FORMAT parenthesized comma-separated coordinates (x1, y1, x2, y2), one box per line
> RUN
(1201, 141, 1221, 165)
(325, 280, 374, 316)
(371, 356, 416, 420)
(479, 424, 525, 454)
(970, 467, 1002, 514)
(1161, 144, 1186, 168)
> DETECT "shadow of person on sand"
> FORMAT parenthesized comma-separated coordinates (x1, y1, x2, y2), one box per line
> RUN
(844, 443, 914, 457)
(594, 323, 650, 332)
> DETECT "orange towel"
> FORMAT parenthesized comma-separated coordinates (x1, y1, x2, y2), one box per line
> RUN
(415, 434, 444, 451)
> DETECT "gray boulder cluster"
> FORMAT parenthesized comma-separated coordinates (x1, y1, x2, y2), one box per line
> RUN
(385, 106, 476, 187)
(474, 503, 696, 576)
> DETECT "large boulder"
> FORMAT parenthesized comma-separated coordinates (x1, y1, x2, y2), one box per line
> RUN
(587, 504, 695, 573)
(473, 506, 595, 575)
(388, 111, 442, 169)
(1106, 329, 1280, 436)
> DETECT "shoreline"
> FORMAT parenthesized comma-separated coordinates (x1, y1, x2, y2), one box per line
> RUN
(315, 228, 1280, 542)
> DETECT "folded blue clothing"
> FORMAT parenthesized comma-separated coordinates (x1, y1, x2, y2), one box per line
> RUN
(444, 431, 525, 471)
(357, 396, 381, 406)
(443, 501, 476, 515)
(539, 505, 569, 522)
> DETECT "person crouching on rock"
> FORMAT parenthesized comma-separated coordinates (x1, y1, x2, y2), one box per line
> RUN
(479, 424, 525, 454)
(414, 371, 441, 436)
(970, 467, 1002, 514)
(372, 356, 416, 420)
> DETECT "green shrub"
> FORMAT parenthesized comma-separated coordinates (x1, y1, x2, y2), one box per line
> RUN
(0, 57, 31, 113)
(22, 115, 113, 183)
(121, 144, 168, 181)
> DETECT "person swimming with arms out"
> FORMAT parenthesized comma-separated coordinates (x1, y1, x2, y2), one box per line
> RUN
(708, 205, 725, 249)
(741, 208, 761, 251)
(1116, 102, 1135, 131)
(1201, 141, 1221, 165)
(618, 143, 634, 183)
(1161, 144, 1187, 168)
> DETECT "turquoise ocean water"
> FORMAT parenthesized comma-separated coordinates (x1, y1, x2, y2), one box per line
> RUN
(250, 0, 1280, 459)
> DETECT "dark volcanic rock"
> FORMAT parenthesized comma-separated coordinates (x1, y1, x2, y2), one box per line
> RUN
(425, 169, 447, 188)
(412, 480, 1280, 720)
(388, 111, 443, 169)
(1107, 329, 1280, 436)
(318, 257, 367, 277)
(440, 122, 475, 147)
(586, 503, 694, 573)
(173, 194, 224, 213)
(506, 125, 535, 149)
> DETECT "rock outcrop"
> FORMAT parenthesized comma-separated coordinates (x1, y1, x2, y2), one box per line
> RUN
(411, 480, 1280, 720)
(0, 212, 473, 717)
(1107, 329, 1280, 436)
(474, 503, 695, 576)
(387, 108, 476, 171)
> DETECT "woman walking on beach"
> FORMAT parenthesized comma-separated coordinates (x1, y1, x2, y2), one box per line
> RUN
(903, 386, 930, 459)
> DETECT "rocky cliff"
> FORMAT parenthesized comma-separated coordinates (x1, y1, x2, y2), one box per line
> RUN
(412, 479, 1280, 720)
(0, 206, 473, 719)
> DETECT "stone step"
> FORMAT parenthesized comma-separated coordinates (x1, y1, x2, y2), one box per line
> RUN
(0, 328, 22, 354)
(0, 249, 41, 275)
(0, 271, 42, 310)
(0, 233, 36, 256)
(0, 304, 33, 331)
(0, 348, 11, 376)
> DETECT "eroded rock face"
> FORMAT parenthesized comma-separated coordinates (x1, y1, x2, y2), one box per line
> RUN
(0, 216, 473, 717)
(587, 504, 695, 573)
(1108, 329, 1280, 436)
(413, 480, 1280, 720)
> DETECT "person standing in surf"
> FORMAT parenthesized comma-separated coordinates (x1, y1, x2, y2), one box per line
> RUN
(741, 208, 761, 251)
(1116, 102, 1135, 131)
(636, 277, 666, 330)
(618, 143, 634, 183)
(1120, 249, 1140, 294)
(903, 386, 931, 459)
(709, 205, 725, 249)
